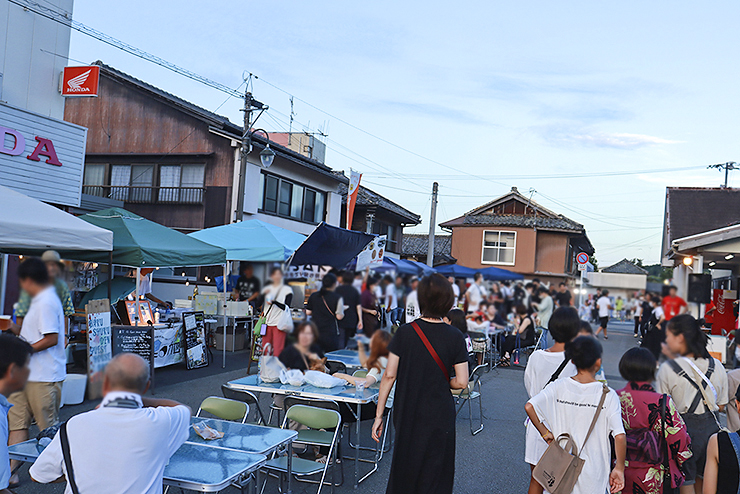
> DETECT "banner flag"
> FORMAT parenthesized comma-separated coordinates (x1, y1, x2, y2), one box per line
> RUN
(347, 169, 362, 229)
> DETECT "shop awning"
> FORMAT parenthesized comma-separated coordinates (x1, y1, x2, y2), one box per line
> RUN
(288, 222, 375, 269)
(57, 208, 226, 267)
(188, 219, 305, 262)
(0, 185, 113, 255)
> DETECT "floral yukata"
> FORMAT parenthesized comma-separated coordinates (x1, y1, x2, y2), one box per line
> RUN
(618, 382, 692, 494)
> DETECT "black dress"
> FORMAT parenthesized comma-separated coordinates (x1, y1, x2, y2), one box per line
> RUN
(278, 344, 325, 371)
(386, 320, 468, 494)
(306, 290, 341, 352)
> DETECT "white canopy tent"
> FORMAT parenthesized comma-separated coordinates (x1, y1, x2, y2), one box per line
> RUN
(0, 185, 113, 252)
(0, 185, 113, 309)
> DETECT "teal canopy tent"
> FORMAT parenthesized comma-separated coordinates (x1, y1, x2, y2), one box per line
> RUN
(58, 208, 226, 267)
(188, 219, 305, 262)
(78, 277, 136, 308)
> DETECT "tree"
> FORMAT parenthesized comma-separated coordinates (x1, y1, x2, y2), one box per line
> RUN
(629, 258, 644, 268)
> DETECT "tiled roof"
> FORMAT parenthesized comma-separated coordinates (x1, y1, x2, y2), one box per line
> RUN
(602, 259, 648, 275)
(94, 61, 341, 182)
(666, 187, 740, 242)
(401, 234, 455, 264)
(460, 214, 584, 232)
(338, 183, 421, 224)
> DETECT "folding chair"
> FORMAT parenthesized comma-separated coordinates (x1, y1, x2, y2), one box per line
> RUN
(352, 369, 368, 379)
(196, 396, 249, 423)
(221, 384, 266, 425)
(454, 364, 488, 435)
(262, 405, 342, 494)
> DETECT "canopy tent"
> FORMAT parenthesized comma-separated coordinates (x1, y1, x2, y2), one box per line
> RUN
(59, 208, 226, 267)
(434, 264, 479, 278)
(288, 222, 374, 269)
(188, 219, 305, 262)
(0, 185, 113, 254)
(406, 260, 437, 277)
(346, 257, 421, 276)
(479, 266, 524, 281)
(78, 277, 136, 308)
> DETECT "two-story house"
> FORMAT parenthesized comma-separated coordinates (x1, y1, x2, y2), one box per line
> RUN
(439, 187, 594, 284)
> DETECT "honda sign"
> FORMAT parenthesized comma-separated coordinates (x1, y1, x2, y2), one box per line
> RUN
(61, 66, 100, 97)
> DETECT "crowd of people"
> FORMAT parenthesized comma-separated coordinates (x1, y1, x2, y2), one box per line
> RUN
(3, 256, 740, 494)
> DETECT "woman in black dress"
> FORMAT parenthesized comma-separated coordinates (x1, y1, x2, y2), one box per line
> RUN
(371, 273, 469, 494)
(306, 273, 343, 352)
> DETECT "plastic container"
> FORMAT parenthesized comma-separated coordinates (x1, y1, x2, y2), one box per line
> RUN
(61, 374, 87, 406)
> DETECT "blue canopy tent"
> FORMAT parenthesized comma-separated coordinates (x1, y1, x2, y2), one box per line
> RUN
(434, 264, 479, 278)
(346, 257, 422, 276)
(406, 260, 436, 277)
(288, 222, 374, 269)
(188, 219, 305, 262)
(479, 265, 524, 281)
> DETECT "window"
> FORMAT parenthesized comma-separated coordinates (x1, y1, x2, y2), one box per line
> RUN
(83, 163, 204, 203)
(159, 164, 205, 202)
(372, 222, 397, 251)
(83, 164, 106, 197)
(259, 172, 326, 224)
(482, 230, 516, 265)
(129, 165, 154, 202)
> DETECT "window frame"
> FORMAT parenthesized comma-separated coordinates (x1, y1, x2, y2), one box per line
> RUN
(258, 171, 327, 225)
(481, 230, 517, 266)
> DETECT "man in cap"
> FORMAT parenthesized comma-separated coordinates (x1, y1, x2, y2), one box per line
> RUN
(14, 251, 74, 330)
(30, 353, 190, 493)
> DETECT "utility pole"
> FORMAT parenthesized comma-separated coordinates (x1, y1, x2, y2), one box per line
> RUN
(234, 90, 253, 222)
(427, 182, 439, 267)
(708, 162, 738, 188)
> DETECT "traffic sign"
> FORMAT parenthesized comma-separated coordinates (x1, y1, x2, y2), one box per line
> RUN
(576, 252, 589, 265)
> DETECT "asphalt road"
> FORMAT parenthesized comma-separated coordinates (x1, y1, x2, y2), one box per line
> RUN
(11, 320, 640, 494)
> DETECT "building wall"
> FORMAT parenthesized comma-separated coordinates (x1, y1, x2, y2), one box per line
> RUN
(449, 226, 537, 271)
(534, 231, 569, 274)
(588, 272, 647, 291)
(64, 73, 236, 229)
(0, 0, 73, 119)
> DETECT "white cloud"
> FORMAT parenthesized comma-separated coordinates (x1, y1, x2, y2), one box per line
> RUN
(568, 132, 680, 149)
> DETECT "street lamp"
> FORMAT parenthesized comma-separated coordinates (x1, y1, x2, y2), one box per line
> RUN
(251, 128, 276, 168)
(682, 256, 693, 266)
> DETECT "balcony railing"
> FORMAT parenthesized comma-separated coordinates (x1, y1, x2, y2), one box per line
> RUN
(82, 185, 205, 204)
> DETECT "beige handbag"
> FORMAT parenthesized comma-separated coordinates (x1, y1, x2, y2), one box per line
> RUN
(533, 383, 609, 494)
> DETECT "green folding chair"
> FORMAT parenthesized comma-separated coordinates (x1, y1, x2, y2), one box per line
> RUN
(196, 396, 249, 423)
(263, 405, 342, 494)
(453, 364, 488, 435)
(352, 369, 368, 378)
(221, 384, 266, 425)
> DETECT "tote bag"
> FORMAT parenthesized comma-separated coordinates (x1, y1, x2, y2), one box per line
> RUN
(533, 384, 609, 494)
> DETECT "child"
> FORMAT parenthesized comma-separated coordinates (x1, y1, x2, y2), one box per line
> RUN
(578, 321, 607, 383)
(525, 336, 626, 494)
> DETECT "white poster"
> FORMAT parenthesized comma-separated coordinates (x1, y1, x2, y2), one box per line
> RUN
(154, 324, 184, 368)
(356, 235, 386, 271)
(87, 311, 112, 374)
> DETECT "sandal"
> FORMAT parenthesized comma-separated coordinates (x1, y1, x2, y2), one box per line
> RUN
(499, 357, 511, 367)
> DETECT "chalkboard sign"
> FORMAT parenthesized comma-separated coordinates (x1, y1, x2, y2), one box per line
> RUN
(182, 311, 208, 370)
(112, 325, 154, 362)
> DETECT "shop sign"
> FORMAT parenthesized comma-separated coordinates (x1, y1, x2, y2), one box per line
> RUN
(61, 66, 100, 97)
(0, 101, 87, 207)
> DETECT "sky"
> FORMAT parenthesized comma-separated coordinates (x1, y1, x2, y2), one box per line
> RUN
(66, 1, 740, 266)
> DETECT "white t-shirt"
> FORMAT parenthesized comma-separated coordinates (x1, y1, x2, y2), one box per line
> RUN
(523, 350, 577, 465)
(139, 273, 152, 295)
(652, 306, 664, 321)
(528, 378, 624, 494)
(451, 283, 460, 308)
(30, 392, 190, 494)
(597, 296, 611, 318)
(385, 284, 398, 310)
(467, 283, 487, 312)
(262, 284, 292, 326)
(21, 286, 66, 382)
(405, 290, 420, 321)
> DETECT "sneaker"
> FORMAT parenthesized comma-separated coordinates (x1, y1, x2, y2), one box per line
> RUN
(634, 334, 638, 338)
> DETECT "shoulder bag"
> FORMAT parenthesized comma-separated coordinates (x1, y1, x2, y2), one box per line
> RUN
(546, 357, 570, 387)
(411, 321, 449, 382)
(533, 383, 609, 494)
(59, 421, 81, 494)
(321, 296, 340, 337)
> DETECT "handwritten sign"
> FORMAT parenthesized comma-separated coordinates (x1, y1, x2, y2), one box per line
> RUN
(86, 299, 111, 399)
(182, 312, 208, 370)
(356, 235, 386, 271)
(112, 325, 153, 362)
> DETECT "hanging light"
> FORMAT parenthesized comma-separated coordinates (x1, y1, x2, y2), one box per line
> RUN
(683, 256, 693, 266)
(260, 144, 276, 168)
(725, 254, 735, 260)
(709, 261, 716, 267)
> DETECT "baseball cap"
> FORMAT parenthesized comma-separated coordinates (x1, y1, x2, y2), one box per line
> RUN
(41, 250, 61, 263)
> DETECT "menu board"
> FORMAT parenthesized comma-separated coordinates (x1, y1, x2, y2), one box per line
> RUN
(112, 325, 154, 364)
(86, 299, 112, 399)
(182, 311, 208, 370)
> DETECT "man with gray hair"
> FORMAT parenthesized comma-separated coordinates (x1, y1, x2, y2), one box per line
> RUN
(29, 353, 190, 493)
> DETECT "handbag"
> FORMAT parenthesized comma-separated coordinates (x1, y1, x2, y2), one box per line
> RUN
(275, 286, 294, 333)
(321, 296, 340, 337)
(533, 383, 609, 494)
(411, 321, 449, 381)
(660, 394, 680, 494)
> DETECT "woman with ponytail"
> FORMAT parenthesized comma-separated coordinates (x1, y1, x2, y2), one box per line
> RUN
(657, 314, 730, 494)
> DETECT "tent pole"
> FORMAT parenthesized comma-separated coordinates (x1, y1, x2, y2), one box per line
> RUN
(107, 251, 113, 309)
(223, 262, 228, 368)
(135, 267, 141, 327)
(0, 254, 7, 314)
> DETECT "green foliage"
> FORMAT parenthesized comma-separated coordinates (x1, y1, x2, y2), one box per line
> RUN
(643, 263, 672, 283)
